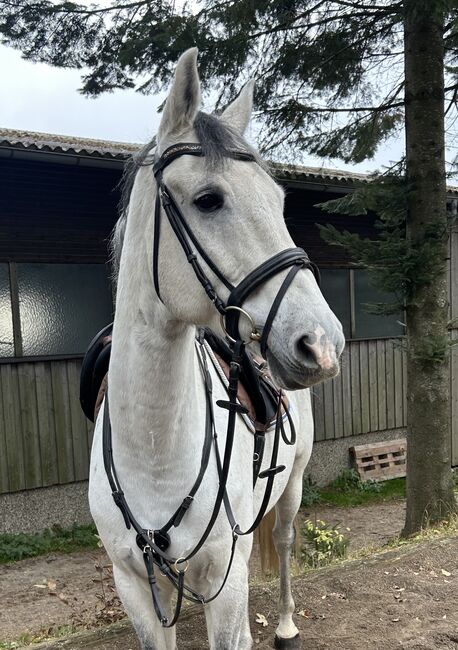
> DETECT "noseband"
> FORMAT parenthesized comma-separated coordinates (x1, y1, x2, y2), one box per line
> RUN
(152, 142, 320, 354)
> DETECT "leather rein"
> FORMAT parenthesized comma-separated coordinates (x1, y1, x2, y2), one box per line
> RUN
(102, 142, 320, 627)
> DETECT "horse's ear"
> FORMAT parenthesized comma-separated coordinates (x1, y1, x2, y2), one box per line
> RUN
(157, 48, 201, 142)
(220, 80, 255, 135)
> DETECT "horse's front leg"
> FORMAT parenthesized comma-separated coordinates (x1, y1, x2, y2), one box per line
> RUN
(272, 461, 305, 649)
(204, 549, 252, 650)
(113, 563, 177, 650)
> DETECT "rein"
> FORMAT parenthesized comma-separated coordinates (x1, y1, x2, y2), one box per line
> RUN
(102, 141, 320, 627)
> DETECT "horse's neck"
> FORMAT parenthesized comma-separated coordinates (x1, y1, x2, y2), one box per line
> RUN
(108, 240, 203, 498)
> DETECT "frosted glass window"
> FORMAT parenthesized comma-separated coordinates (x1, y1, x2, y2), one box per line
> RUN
(17, 264, 113, 356)
(320, 269, 351, 338)
(0, 264, 14, 357)
(354, 269, 404, 339)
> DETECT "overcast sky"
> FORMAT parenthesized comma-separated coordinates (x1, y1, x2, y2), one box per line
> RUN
(0, 43, 405, 173)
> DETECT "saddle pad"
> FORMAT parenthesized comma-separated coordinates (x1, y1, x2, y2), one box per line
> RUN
(80, 324, 280, 427)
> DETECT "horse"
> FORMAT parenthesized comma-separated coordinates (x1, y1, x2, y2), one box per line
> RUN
(88, 47, 345, 650)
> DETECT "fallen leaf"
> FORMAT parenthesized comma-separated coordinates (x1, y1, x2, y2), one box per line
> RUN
(58, 592, 69, 604)
(297, 609, 309, 618)
(329, 592, 347, 600)
(47, 580, 57, 592)
(255, 613, 268, 627)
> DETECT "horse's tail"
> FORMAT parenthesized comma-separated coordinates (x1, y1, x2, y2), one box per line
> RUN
(257, 509, 279, 575)
(257, 510, 302, 576)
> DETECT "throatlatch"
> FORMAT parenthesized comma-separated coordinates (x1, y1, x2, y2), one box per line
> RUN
(95, 141, 320, 627)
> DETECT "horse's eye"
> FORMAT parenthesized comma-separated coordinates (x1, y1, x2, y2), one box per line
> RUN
(194, 192, 224, 213)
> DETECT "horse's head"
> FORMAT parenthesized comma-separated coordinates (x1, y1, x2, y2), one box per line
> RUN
(139, 48, 344, 389)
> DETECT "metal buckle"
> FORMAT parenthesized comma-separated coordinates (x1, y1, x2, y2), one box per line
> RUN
(220, 306, 262, 344)
(173, 557, 189, 574)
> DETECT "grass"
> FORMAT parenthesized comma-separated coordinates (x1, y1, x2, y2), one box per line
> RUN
(0, 524, 99, 564)
(302, 469, 406, 509)
(320, 476, 406, 507)
(0, 625, 79, 648)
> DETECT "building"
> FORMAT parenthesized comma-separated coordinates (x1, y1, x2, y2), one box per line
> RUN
(0, 128, 457, 532)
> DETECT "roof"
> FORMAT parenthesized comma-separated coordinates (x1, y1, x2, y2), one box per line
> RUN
(0, 127, 140, 160)
(273, 161, 371, 186)
(1, 127, 457, 194)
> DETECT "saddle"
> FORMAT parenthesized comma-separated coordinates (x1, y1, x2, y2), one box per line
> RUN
(80, 325, 282, 430)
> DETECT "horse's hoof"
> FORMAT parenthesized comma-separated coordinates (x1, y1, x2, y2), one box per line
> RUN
(274, 633, 301, 649)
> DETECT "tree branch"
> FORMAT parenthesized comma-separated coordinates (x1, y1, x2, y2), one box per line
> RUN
(2, 0, 151, 16)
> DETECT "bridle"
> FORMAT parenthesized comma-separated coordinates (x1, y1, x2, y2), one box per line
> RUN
(152, 142, 320, 353)
(102, 141, 321, 627)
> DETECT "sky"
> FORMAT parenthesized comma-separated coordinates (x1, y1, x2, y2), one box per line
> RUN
(0, 43, 405, 173)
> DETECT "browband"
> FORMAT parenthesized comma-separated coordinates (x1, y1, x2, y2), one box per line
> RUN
(153, 143, 256, 176)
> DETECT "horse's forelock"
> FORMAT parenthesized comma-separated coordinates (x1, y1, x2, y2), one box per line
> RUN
(193, 111, 264, 170)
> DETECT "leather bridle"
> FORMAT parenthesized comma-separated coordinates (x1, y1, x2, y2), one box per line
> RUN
(102, 141, 321, 628)
(152, 142, 320, 352)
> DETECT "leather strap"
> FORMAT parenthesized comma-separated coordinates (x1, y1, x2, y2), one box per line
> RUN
(259, 263, 303, 358)
(224, 248, 311, 344)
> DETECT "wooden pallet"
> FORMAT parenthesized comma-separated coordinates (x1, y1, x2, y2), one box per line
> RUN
(350, 438, 407, 482)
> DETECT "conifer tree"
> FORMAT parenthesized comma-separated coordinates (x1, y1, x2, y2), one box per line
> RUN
(2, 0, 457, 534)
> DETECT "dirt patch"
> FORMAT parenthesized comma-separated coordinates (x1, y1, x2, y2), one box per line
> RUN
(0, 549, 113, 641)
(3, 499, 456, 650)
(28, 534, 458, 650)
(302, 500, 407, 553)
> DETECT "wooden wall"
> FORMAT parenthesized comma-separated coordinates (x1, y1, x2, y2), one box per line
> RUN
(0, 358, 93, 495)
(312, 338, 406, 441)
(0, 158, 120, 263)
(284, 187, 379, 266)
(0, 341, 407, 496)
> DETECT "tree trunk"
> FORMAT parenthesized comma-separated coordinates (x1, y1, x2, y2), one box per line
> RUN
(402, 1, 456, 537)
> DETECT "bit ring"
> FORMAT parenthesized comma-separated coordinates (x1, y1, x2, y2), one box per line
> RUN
(220, 306, 261, 344)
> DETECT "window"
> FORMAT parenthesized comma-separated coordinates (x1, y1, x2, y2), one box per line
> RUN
(320, 268, 404, 340)
(0, 264, 14, 357)
(320, 269, 351, 337)
(1, 263, 113, 358)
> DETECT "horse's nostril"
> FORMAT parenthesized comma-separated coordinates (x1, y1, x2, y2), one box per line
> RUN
(297, 336, 320, 369)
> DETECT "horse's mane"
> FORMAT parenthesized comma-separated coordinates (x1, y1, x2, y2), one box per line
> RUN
(110, 111, 267, 284)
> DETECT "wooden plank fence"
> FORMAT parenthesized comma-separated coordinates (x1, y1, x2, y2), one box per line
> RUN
(0, 358, 93, 495)
(312, 338, 406, 441)
(5, 331, 458, 495)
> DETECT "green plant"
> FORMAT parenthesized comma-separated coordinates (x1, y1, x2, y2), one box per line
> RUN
(0, 524, 99, 564)
(330, 469, 382, 494)
(301, 519, 348, 568)
(302, 476, 321, 507)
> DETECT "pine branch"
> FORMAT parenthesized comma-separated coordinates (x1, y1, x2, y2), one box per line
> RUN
(1, 0, 151, 16)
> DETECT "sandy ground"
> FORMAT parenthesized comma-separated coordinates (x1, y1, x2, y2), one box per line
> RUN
(5, 500, 458, 649)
